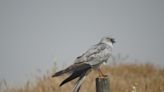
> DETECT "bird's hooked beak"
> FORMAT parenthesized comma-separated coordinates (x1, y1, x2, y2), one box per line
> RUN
(111, 38, 116, 44)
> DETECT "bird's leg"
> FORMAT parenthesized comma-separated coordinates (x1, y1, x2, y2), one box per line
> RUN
(98, 68, 105, 77)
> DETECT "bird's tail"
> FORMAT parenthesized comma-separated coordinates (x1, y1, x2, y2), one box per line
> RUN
(71, 72, 87, 92)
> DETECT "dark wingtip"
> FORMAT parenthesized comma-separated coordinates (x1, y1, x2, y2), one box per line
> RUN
(59, 63, 91, 87)
(51, 74, 56, 77)
(59, 72, 80, 87)
(52, 70, 65, 77)
(51, 73, 58, 77)
(59, 82, 64, 87)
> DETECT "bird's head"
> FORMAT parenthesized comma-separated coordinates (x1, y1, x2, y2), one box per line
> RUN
(100, 36, 116, 47)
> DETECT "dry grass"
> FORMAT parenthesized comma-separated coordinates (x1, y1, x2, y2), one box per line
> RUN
(2, 63, 164, 92)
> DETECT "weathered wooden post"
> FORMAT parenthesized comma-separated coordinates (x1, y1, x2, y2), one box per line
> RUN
(96, 76, 110, 92)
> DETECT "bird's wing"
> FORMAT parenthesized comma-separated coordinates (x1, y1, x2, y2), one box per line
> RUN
(52, 62, 91, 77)
(52, 43, 112, 77)
(74, 43, 111, 64)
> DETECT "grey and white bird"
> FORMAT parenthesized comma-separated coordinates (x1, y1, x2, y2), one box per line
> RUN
(52, 37, 115, 92)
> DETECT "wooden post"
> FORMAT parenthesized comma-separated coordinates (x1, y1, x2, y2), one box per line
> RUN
(96, 76, 110, 92)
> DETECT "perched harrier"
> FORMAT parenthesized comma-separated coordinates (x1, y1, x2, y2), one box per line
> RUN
(52, 37, 115, 92)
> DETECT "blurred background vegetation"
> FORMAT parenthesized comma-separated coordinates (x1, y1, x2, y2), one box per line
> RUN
(1, 55, 164, 92)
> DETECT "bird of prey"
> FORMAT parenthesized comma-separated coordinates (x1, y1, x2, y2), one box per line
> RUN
(52, 37, 115, 92)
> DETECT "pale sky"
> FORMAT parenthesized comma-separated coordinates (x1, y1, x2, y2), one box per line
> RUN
(0, 0, 164, 86)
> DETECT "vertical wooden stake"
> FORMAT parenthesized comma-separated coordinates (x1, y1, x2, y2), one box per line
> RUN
(96, 76, 110, 92)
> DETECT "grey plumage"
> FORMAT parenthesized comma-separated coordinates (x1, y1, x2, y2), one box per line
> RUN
(75, 43, 112, 66)
(52, 37, 115, 92)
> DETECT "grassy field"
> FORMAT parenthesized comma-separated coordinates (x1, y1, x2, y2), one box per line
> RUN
(2, 63, 164, 92)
